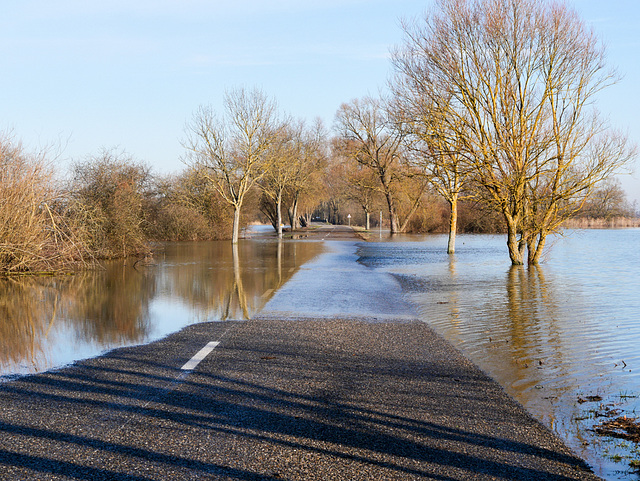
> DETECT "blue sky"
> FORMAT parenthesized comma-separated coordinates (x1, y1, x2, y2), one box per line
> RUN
(2, 0, 639, 201)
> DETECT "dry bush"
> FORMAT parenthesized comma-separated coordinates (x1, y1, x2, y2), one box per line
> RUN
(404, 196, 449, 233)
(0, 135, 90, 273)
(457, 200, 506, 234)
(150, 168, 234, 241)
(152, 203, 213, 241)
(69, 149, 152, 258)
(562, 216, 640, 229)
(403, 197, 507, 234)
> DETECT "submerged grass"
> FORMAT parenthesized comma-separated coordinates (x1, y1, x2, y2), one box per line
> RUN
(574, 390, 640, 476)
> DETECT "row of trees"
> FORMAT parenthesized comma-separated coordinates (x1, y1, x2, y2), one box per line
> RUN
(183, 89, 328, 243)
(2, 0, 636, 271)
(329, 0, 635, 264)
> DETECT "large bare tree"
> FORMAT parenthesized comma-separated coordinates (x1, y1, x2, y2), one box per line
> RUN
(393, 0, 636, 264)
(184, 88, 279, 244)
(392, 90, 471, 253)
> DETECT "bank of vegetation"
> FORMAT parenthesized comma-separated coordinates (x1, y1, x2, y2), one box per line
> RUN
(2, 0, 638, 273)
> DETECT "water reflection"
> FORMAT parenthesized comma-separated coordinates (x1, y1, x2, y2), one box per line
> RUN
(64, 263, 156, 344)
(358, 230, 640, 480)
(0, 238, 323, 379)
(0, 276, 62, 373)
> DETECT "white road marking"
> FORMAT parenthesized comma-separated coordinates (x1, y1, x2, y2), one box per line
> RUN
(181, 341, 220, 370)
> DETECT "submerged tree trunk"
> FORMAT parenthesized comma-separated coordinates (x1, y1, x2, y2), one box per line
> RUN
(527, 232, 548, 265)
(447, 195, 458, 254)
(505, 217, 525, 266)
(232, 205, 241, 245)
(276, 190, 283, 238)
(385, 191, 399, 234)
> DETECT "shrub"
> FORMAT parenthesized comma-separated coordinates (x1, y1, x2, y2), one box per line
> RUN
(69, 149, 152, 258)
(149, 168, 234, 241)
(0, 134, 89, 272)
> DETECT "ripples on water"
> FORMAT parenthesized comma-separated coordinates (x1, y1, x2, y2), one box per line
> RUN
(0, 237, 323, 380)
(358, 229, 640, 480)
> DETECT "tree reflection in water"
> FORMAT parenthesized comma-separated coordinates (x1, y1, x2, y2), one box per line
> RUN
(0, 238, 323, 378)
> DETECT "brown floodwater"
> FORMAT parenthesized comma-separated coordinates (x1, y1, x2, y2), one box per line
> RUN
(0, 235, 324, 380)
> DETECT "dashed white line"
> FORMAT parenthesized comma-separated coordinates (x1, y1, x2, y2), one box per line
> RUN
(181, 341, 220, 370)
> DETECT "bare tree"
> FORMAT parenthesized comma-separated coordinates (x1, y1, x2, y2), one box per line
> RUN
(391, 89, 472, 253)
(259, 118, 327, 235)
(285, 119, 328, 230)
(260, 121, 298, 237)
(335, 96, 424, 234)
(577, 177, 635, 219)
(0, 133, 91, 272)
(344, 163, 381, 230)
(184, 88, 279, 244)
(393, 0, 636, 264)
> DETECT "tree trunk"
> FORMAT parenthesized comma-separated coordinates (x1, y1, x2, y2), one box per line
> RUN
(276, 191, 283, 238)
(232, 205, 241, 244)
(506, 217, 524, 265)
(288, 194, 299, 230)
(291, 196, 299, 230)
(447, 195, 458, 254)
(365, 211, 370, 230)
(528, 232, 547, 265)
(385, 191, 399, 234)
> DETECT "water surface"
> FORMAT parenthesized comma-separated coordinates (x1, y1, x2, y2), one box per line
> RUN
(0, 237, 323, 380)
(357, 229, 640, 480)
(2, 226, 638, 478)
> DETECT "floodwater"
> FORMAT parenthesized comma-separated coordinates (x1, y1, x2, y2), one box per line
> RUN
(0, 236, 324, 380)
(2, 226, 639, 479)
(258, 240, 417, 321)
(357, 229, 640, 480)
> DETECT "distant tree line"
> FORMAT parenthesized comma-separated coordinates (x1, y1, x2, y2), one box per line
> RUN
(1, 0, 637, 272)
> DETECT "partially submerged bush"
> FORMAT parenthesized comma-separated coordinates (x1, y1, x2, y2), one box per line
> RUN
(69, 149, 152, 258)
(0, 135, 89, 273)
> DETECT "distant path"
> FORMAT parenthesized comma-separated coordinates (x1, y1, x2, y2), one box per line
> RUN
(296, 223, 365, 240)
(0, 225, 601, 480)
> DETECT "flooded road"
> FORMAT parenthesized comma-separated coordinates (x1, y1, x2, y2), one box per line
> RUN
(258, 240, 416, 321)
(2, 224, 638, 479)
(0, 237, 324, 380)
(357, 229, 640, 480)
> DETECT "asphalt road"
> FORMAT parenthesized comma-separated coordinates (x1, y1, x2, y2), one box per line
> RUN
(0, 226, 602, 480)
